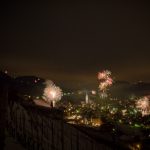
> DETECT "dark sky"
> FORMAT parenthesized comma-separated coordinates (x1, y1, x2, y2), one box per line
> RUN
(1, 1, 150, 86)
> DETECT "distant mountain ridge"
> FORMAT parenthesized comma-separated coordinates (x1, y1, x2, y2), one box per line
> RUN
(1, 72, 150, 98)
(110, 81, 150, 98)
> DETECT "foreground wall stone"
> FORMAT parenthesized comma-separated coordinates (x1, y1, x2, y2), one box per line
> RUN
(7, 98, 112, 150)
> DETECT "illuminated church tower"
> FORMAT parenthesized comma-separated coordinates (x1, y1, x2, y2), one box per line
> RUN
(85, 91, 89, 104)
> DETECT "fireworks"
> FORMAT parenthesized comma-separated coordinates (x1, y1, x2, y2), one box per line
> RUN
(136, 96, 150, 116)
(98, 70, 111, 80)
(99, 82, 108, 91)
(98, 70, 113, 93)
(106, 77, 113, 85)
(43, 80, 63, 107)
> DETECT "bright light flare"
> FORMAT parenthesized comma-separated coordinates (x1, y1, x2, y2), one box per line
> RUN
(91, 90, 96, 95)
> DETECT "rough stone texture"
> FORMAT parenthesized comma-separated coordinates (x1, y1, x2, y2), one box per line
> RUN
(6, 97, 112, 150)
(0, 79, 9, 150)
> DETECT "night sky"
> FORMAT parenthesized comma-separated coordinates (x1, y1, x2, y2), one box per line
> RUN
(1, 1, 150, 86)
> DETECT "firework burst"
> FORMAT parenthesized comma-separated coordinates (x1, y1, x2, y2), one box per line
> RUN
(136, 96, 150, 116)
(43, 80, 63, 107)
(98, 70, 111, 80)
(98, 70, 113, 93)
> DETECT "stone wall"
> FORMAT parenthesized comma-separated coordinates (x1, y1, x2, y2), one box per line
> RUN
(0, 73, 10, 150)
(6, 98, 112, 150)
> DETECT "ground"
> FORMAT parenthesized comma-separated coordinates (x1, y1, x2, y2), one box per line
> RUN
(4, 132, 26, 150)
